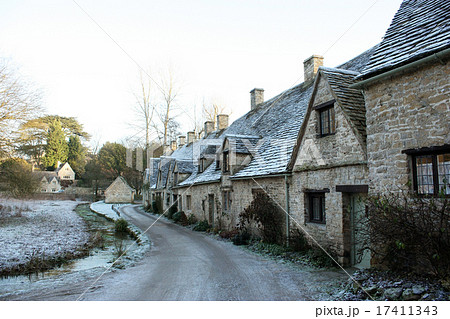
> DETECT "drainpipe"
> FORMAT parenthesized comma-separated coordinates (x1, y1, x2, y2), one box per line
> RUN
(285, 175, 290, 247)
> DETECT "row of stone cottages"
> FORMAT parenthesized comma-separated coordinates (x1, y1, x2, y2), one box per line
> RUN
(143, 0, 449, 267)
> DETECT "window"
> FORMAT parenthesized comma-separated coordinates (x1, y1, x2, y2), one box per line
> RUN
(223, 190, 232, 211)
(186, 195, 192, 210)
(174, 173, 178, 185)
(198, 158, 205, 173)
(413, 152, 450, 195)
(166, 193, 170, 205)
(307, 192, 326, 223)
(315, 100, 336, 137)
(223, 151, 230, 172)
(215, 159, 220, 171)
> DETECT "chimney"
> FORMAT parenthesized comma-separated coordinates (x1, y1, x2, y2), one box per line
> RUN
(178, 135, 186, 147)
(204, 121, 214, 135)
(163, 144, 171, 155)
(171, 140, 177, 151)
(303, 55, 324, 83)
(187, 131, 196, 144)
(216, 114, 229, 130)
(250, 88, 264, 110)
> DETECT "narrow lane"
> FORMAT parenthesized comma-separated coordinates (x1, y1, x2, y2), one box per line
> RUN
(78, 205, 347, 300)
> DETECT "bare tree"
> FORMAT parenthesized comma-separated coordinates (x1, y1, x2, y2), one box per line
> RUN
(132, 70, 156, 150)
(158, 67, 180, 146)
(0, 59, 42, 157)
(202, 99, 232, 130)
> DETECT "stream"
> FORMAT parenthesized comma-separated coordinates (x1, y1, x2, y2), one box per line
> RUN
(0, 204, 141, 299)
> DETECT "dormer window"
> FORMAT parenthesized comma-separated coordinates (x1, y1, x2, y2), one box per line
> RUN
(174, 172, 178, 185)
(198, 158, 205, 173)
(223, 151, 230, 172)
(215, 159, 220, 171)
(315, 100, 335, 137)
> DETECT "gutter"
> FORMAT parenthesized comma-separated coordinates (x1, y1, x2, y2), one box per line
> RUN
(350, 48, 450, 89)
(230, 172, 292, 181)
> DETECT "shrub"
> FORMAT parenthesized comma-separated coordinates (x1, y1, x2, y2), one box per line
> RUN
(219, 229, 239, 239)
(232, 231, 251, 245)
(289, 229, 310, 252)
(114, 218, 129, 233)
(173, 211, 188, 225)
(238, 192, 284, 244)
(187, 213, 197, 225)
(193, 220, 210, 232)
(364, 193, 450, 277)
(0, 158, 40, 197)
(167, 204, 178, 219)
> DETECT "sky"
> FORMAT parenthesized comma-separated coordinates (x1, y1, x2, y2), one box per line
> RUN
(0, 0, 404, 148)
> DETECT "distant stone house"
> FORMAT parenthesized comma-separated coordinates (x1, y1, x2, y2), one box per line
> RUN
(55, 162, 75, 181)
(354, 0, 450, 197)
(34, 171, 62, 193)
(105, 176, 135, 204)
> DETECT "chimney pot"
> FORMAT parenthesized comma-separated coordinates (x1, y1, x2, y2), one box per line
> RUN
(187, 131, 196, 144)
(216, 114, 229, 130)
(177, 135, 186, 147)
(303, 55, 324, 83)
(250, 88, 264, 110)
(171, 140, 177, 151)
(204, 121, 214, 135)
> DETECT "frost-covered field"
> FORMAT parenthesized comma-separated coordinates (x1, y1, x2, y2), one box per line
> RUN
(0, 199, 90, 273)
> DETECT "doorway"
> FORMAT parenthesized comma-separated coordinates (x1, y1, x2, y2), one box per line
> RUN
(349, 194, 371, 268)
(208, 194, 215, 228)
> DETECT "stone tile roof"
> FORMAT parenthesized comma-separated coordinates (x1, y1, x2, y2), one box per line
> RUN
(157, 158, 174, 189)
(33, 171, 59, 183)
(176, 160, 195, 174)
(360, 0, 450, 78)
(147, 158, 160, 189)
(172, 47, 375, 185)
(319, 67, 367, 142)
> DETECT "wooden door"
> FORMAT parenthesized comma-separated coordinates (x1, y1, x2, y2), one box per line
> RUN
(350, 194, 371, 268)
(208, 194, 215, 228)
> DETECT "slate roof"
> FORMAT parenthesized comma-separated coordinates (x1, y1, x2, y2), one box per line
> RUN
(147, 158, 160, 189)
(171, 47, 375, 185)
(176, 160, 196, 174)
(157, 158, 174, 189)
(319, 67, 367, 142)
(33, 171, 59, 183)
(360, 0, 450, 78)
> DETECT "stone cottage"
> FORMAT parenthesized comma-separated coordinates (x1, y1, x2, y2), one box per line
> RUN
(34, 171, 62, 193)
(105, 176, 135, 204)
(354, 0, 449, 197)
(288, 47, 377, 267)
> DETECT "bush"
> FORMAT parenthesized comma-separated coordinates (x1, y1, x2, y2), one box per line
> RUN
(187, 213, 197, 225)
(219, 229, 239, 239)
(364, 193, 450, 277)
(232, 231, 251, 245)
(167, 204, 178, 219)
(114, 218, 129, 233)
(193, 220, 210, 232)
(173, 211, 188, 225)
(238, 192, 284, 244)
(0, 158, 40, 197)
(289, 229, 310, 252)
(153, 195, 163, 214)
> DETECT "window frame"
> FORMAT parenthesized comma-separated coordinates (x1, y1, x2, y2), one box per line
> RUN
(222, 190, 232, 212)
(186, 195, 192, 210)
(305, 190, 328, 224)
(223, 151, 230, 173)
(411, 151, 450, 197)
(314, 100, 336, 137)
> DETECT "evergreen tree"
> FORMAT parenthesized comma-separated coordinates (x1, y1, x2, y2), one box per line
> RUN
(43, 119, 68, 169)
(67, 135, 86, 178)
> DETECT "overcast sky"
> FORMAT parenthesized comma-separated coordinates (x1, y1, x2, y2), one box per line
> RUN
(0, 0, 403, 147)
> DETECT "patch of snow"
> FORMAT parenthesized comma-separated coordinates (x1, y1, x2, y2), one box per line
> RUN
(0, 199, 90, 272)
